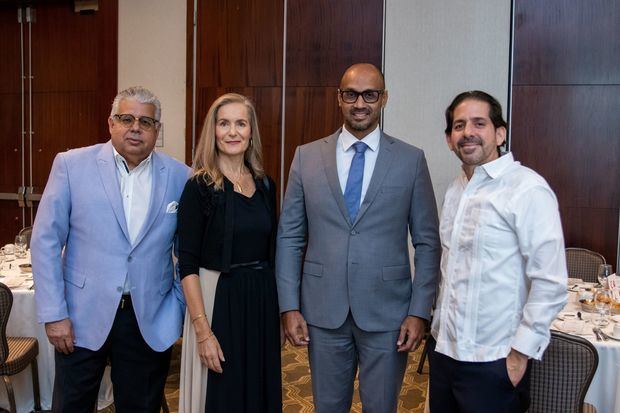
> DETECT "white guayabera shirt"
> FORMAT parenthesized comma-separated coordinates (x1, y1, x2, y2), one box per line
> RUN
(431, 152, 567, 362)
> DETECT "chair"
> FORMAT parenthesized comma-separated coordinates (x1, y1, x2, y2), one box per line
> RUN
(565, 247, 606, 283)
(0, 283, 41, 413)
(18, 226, 33, 249)
(527, 330, 598, 413)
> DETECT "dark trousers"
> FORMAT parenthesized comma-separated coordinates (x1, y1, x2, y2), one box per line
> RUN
(52, 296, 172, 413)
(428, 338, 531, 413)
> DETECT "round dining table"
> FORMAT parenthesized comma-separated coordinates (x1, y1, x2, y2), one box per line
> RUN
(0, 253, 114, 413)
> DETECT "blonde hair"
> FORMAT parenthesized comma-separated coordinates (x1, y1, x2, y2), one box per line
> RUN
(193, 93, 265, 189)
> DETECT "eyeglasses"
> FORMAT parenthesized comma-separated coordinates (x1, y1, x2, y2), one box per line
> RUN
(338, 89, 384, 104)
(113, 114, 159, 131)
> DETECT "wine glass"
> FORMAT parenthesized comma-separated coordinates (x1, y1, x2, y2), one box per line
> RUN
(592, 288, 611, 327)
(14, 235, 28, 259)
(597, 264, 613, 288)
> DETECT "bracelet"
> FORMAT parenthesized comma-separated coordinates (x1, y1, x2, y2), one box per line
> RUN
(191, 313, 206, 323)
(197, 331, 215, 344)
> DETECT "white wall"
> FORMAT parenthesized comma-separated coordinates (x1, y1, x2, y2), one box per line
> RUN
(118, 0, 187, 163)
(384, 0, 511, 206)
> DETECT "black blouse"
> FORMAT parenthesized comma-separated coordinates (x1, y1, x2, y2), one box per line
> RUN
(177, 174, 277, 278)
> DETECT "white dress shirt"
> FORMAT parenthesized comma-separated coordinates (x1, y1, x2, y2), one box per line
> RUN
(431, 152, 567, 362)
(113, 149, 153, 292)
(336, 125, 380, 204)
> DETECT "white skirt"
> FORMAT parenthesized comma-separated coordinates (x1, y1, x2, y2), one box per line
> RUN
(178, 268, 221, 413)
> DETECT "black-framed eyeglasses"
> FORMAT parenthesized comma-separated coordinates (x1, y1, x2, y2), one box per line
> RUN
(113, 114, 159, 131)
(338, 89, 384, 104)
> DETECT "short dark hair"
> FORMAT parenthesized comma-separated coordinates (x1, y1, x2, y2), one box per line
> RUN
(444, 90, 507, 134)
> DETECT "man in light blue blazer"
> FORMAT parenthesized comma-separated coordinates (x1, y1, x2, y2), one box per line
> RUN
(277, 64, 441, 413)
(31, 86, 190, 413)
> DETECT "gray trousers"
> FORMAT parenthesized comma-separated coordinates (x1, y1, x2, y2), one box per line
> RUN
(307, 313, 408, 413)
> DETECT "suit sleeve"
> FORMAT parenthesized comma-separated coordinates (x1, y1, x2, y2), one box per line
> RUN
(276, 147, 308, 313)
(31, 153, 72, 323)
(408, 151, 441, 320)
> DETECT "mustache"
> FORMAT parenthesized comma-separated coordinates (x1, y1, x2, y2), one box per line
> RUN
(350, 108, 370, 116)
(457, 136, 482, 147)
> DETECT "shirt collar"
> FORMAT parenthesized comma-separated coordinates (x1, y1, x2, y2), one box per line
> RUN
(340, 125, 381, 153)
(479, 152, 515, 179)
(112, 147, 152, 174)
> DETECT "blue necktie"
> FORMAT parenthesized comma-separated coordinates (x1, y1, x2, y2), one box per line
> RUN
(344, 141, 368, 222)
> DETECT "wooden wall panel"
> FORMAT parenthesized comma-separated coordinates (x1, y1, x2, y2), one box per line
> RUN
(514, 0, 620, 85)
(286, 0, 383, 87)
(189, 0, 284, 188)
(196, 0, 283, 87)
(511, 0, 619, 266)
(512, 86, 619, 263)
(283, 86, 342, 170)
(188, 0, 384, 200)
(0, 1, 117, 244)
(283, 0, 383, 186)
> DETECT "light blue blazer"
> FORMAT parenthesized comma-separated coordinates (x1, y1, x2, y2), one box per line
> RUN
(31, 141, 191, 351)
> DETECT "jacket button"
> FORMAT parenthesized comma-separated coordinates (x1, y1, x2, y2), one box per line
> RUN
(116, 286, 123, 292)
(128, 256, 133, 262)
(350, 230, 358, 235)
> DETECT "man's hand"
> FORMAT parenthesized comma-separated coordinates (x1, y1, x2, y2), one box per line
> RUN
(45, 318, 75, 354)
(397, 315, 426, 352)
(281, 310, 310, 346)
(506, 348, 528, 387)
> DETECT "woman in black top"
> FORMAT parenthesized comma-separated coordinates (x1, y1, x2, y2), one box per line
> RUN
(177, 93, 281, 413)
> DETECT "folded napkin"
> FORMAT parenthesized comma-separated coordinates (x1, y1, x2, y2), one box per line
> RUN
(3, 277, 23, 289)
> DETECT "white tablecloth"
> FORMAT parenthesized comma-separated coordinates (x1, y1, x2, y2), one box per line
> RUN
(0, 255, 113, 413)
(559, 290, 620, 413)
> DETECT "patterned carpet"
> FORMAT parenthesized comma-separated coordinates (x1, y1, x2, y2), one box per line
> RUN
(101, 341, 429, 413)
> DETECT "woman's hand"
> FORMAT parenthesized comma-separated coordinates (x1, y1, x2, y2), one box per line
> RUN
(196, 330, 225, 373)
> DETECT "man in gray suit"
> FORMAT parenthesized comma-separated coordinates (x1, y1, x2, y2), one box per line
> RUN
(276, 63, 441, 413)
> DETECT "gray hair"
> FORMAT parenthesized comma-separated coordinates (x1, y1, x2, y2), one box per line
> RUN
(110, 86, 161, 120)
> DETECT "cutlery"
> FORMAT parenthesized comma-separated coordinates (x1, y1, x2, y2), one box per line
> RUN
(592, 328, 602, 341)
(599, 330, 620, 342)
(594, 327, 608, 341)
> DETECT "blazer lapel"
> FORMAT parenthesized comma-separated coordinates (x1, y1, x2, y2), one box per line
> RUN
(353, 133, 395, 226)
(320, 130, 351, 225)
(97, 141, 131, 243)
(132, 151, 168, 249)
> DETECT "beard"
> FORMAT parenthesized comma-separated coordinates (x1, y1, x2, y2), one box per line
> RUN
(344, 108, 378, 132)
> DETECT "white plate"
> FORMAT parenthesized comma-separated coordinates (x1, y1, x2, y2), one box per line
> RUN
(568, 278, 583, 284)
(605, 328, 620, 340)
(611, 315, 620, 323)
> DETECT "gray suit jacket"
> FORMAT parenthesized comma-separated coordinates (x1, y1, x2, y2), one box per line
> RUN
(276, 129, 440, 332)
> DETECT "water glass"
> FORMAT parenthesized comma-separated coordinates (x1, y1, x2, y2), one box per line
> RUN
(593, 289, 611, 327)
(14, 235, 27, 258)
(597, 264, 613, 288)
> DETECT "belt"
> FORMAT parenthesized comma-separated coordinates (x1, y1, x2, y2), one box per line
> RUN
(229, 260, 270, 270)
(119, 294, 132, 310)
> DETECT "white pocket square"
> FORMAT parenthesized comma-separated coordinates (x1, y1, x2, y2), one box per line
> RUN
(166, 201, 179, 213)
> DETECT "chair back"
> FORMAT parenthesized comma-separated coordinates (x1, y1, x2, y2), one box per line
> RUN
(565, 247, 606, 283)
(0, 283, 12, 365)
(528, 331, 598, 413)
(18, 226, 33, 249)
